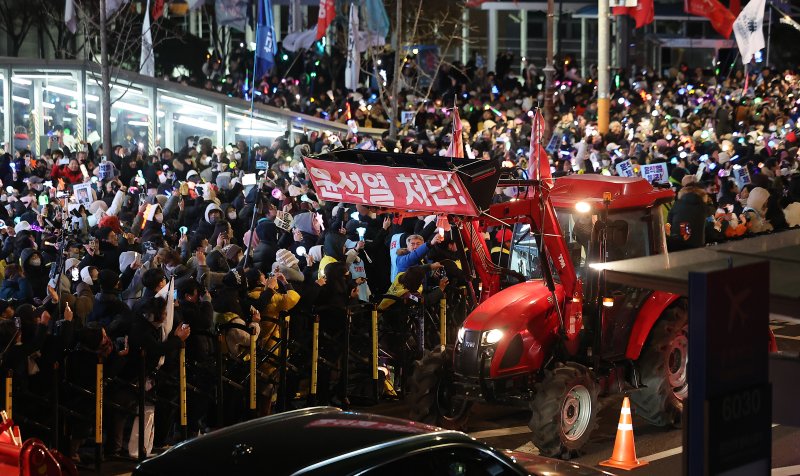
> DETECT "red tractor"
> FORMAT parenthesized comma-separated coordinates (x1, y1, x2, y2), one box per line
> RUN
(406, 174, 696, 457)
(304, 150, 772, 459)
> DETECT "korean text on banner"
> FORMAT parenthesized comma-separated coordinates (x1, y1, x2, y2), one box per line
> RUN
(305, 158, 479, 216)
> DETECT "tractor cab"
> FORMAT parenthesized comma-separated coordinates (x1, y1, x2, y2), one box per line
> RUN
(509, 175, 673, 284)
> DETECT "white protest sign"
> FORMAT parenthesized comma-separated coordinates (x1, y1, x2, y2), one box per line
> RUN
(733, 167, 751, 189)
(615, 159, 635, 177)
(641, 162, 669, 183)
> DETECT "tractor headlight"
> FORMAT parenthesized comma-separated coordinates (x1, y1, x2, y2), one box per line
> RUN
(457, 327, 466, 343)
(481, 329, 504, 345)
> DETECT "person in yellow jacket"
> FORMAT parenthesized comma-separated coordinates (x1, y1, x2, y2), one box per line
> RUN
(246, 269, 300, 395)
(379, 266, 448, 312)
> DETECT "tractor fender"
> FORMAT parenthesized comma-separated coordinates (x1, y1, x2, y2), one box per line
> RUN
(625, 291, 683, 361)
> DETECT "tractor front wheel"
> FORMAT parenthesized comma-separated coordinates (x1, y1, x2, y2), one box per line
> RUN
(630, 303, 689, 427)
(529, 363, 598, 459)
(407, 347, 472, 430)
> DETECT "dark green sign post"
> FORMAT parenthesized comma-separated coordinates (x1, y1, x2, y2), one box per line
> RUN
(686, 261, 772, 475)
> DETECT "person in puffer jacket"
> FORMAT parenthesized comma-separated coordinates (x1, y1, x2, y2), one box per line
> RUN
(667, 184, 709, 250)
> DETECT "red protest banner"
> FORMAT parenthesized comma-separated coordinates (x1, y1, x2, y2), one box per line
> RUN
(305, 157, 480, 216)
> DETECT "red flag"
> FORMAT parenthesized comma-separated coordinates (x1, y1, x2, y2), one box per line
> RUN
(612, 0, 654, 29)
(316, 0, 335, 41)
(152, 0, 164, 21)
(685, 0, 736, 38)
(729, 0, 741, 16)
(528, 110, 552, 187)
(446, 105, 464, 158)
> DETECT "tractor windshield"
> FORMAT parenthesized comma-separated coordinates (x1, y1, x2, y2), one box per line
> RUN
(557, 208, 666, 274)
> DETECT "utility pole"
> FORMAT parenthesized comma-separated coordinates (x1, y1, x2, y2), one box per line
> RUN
(597, 0, 610, 134)
(99, 0, 112, 159)
(543, 0, 556, 139)
(389, 0, 402, 140)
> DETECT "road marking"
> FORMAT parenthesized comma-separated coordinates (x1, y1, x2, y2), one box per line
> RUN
(772, 465, 800, 475)
(641, 446, 682, 462)
(775, 335, 800, 341)
(639, 424, 780, 463)
(469, 426, 530, 439)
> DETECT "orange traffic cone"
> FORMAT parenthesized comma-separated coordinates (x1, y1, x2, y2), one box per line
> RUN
(600, 396, 648, 471)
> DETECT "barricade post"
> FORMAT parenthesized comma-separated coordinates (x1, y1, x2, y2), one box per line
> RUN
(52, 362, 59, 450)
(95, 359, 103, 472)
(278, 315, 290, 412)
(4, 371, 11, 420)
(249, 331, 257, 412)
(179, 344, 188, 440)
(310, 316, 319, 405)
(371, 305, 379, 402)
(138, 349, 146, 461)
(216, 333, 224, 427)
(439, 297, 447, 348)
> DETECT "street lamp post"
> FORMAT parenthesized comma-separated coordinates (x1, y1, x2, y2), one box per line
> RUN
(543, 0, 556, 140)
(597, 0, 610, 134)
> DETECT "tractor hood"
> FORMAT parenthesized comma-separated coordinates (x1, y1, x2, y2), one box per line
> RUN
(457, 280, 565, 378)
(463, 280, 563, 333)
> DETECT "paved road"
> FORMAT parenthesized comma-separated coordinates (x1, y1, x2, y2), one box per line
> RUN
(99, 317, 800, 476)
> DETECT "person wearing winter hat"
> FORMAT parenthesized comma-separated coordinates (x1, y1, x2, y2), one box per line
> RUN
(273, 249, 304, 283)
(743, 187, 774, 233)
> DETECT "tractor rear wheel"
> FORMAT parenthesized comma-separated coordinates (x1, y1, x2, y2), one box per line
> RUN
(630, 303, 689, 427)
(529, 363, 598, 459)
(407, 347, 472, 430)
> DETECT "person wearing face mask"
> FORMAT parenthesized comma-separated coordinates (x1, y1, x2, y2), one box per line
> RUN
(221, 203, 244, 239)
(141, 203, 166, 246)
(195, 203, 222, 242)
(19, 248, 48, 301)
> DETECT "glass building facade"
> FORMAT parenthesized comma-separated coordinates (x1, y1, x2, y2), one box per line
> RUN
(0, 58, 369, 156)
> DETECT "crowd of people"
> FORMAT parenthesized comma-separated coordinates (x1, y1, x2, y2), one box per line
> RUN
(1, 48, 800, 463)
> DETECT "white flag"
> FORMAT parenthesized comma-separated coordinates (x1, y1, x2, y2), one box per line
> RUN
(106, 0, 129, 17)
(186, 0, 204, 10)
(64, 0, 78, 34)
(733, 0, 766, 64)
(140, 0, 154, 77)
(345, 4, 360, 91)
(283, 26, 319, 52)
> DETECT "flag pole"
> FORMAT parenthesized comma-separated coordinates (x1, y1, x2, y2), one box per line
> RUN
(248, 20, 260, 172)
(766, 5, 772, 67)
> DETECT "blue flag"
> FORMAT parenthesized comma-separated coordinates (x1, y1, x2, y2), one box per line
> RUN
(255, 0, 277, 82)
